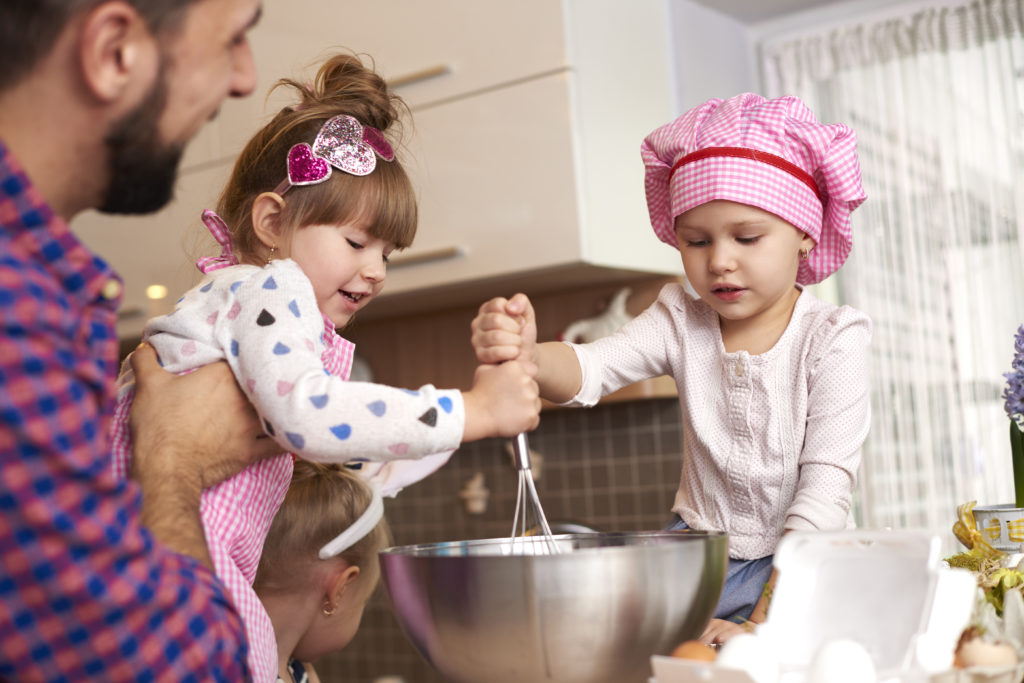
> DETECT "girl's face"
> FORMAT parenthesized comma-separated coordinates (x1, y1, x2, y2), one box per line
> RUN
(674, 200, 815, 335)
(284, 217, 395, 328)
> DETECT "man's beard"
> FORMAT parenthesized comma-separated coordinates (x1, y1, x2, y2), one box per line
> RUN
(99, 66, 185, 215)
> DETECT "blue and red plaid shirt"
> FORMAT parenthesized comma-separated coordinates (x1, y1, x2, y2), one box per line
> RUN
(0, 139, 251, 681)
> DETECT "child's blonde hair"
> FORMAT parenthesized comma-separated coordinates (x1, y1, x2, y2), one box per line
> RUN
(254, 461, 391, 595)
(216, 52, 417, 265)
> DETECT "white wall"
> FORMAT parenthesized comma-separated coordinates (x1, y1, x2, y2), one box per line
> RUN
(668, 0, 757, 111)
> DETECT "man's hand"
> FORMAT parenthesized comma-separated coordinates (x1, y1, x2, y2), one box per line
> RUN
(699, 617, 755, 646)
(128, 344, 281, 567)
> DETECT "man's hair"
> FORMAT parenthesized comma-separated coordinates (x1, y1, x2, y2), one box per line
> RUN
(0, 0, 196, 93)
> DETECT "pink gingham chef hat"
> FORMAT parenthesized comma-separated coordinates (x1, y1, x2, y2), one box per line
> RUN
(641, 93, 866, 284)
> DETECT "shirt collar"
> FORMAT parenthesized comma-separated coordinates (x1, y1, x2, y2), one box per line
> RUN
(0, 138, 123, 311)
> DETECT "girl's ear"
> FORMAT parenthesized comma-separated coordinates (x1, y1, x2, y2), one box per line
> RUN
(799, 232, 816, 256)
(330, 565, 360, 599)
(251, 192, 287, 250)
(324, 564, 360, 612)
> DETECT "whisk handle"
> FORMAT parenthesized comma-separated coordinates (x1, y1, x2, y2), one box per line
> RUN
(511, 433, 531, 471)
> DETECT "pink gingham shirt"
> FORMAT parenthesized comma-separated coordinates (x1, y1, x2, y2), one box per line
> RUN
(565, 283, 871, 560)
(111, 259, 458, 683)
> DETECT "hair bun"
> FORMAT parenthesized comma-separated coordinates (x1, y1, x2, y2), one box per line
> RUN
(284, 52, 406, 138)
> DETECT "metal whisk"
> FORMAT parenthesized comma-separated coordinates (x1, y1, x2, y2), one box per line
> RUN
(509, 432, 560, 554)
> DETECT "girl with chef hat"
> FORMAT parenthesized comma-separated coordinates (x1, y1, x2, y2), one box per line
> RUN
(471, 93, 871, 645)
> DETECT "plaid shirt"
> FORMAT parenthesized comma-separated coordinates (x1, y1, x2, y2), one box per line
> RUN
(0, 139, 251, 681)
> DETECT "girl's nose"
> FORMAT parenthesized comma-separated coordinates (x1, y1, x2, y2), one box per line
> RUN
(362, 254, 386, 282)
(708, 243, 735, 273)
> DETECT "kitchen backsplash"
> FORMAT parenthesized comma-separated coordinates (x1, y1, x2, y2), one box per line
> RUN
(316, 396, 685, 683)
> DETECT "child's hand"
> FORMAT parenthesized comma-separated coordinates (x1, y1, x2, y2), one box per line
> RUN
(471, 293, 537, 366)
(461, 360, 541, 441)
(699, 618, 756, 646)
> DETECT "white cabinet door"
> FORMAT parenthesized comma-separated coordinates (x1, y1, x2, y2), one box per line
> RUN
(183, 0, 570, 170)
(383, 72, 582, 297)
(268, 0, 570, 107)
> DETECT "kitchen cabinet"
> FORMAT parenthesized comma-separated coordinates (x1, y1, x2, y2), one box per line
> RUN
(371, 0, 685, 317)
(224, 0, 685, 319)
(390, 72, 583, 292)
(184, 0, 571, 170)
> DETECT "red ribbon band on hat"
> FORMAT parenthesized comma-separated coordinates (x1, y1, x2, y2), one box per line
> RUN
(671, 146, 822, 204)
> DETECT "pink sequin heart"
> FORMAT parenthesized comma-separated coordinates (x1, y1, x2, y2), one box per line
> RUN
(226, 301, 242, 320)
(287, 143, 331, 186)
(312, 115, 376, 176)
(362, 125, 394, 161)
(181, 340, 196, 356)
(277, 380, 294, 396)
(388, 443, 409, 456)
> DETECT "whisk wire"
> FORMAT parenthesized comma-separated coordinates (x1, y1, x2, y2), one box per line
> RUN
(509, 433, 560, 555)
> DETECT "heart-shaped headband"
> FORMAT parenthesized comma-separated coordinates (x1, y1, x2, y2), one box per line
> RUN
(274, 114, 395, 195)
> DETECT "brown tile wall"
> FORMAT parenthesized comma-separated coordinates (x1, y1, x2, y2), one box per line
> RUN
(315, 397, 685, 683)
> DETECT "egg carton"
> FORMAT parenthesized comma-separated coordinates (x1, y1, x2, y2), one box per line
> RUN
(930, 664, 1024, 683)
(650, 658, 1024, 683)
(651, 529, 982, 683)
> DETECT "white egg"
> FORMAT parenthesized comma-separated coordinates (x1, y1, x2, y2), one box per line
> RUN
(805, 639, 876, 683)
(716, 633, 780, 683)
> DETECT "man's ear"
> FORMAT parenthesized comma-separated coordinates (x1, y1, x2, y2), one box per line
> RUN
(251, 192, 288, 250)
(78, 2, 158, 103)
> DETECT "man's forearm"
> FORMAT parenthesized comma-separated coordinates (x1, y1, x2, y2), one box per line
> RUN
(134, 460, 213, 569)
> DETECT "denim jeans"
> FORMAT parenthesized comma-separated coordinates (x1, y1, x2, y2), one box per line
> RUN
(666, 515, 774, 622)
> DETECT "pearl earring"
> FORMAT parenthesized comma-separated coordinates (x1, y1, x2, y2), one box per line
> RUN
(266, 245, 278, 265)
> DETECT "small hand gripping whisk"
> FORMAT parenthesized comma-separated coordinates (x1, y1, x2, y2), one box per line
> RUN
(510, 432, 560, 554)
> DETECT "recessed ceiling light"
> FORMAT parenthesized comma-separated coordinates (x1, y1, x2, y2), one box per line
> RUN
(146, 284, 168, 300)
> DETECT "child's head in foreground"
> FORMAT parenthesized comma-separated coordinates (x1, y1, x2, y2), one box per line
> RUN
(641, 93, 867, 309)
(254, 460, 391, 659)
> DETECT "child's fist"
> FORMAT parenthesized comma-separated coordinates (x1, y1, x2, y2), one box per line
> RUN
(462, 361, 541, 441)
(471, 293, 537, 365)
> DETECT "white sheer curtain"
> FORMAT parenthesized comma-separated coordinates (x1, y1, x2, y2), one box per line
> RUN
(760, 0, 1024, 552)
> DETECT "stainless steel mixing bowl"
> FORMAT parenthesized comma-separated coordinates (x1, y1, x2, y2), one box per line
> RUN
(379, 530, 728, 683)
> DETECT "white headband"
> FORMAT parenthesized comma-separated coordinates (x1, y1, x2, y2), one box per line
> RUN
(318, 484, 384, 559)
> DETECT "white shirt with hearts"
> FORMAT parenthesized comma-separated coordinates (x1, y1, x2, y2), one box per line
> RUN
(125, 258, 464, 462)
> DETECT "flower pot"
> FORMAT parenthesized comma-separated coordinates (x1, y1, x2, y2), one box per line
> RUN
(969, 504, 1024, 553)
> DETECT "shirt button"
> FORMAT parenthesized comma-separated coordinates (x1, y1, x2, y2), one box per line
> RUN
(100, 279, 122, 300)
(734, 363, 744, 377)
